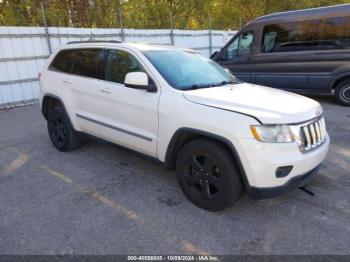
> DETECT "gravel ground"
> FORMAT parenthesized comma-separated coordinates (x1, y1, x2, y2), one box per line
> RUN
(0, 96, 349, 255)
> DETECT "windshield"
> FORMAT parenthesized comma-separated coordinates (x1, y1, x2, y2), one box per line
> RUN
(143, 50, 239, 90)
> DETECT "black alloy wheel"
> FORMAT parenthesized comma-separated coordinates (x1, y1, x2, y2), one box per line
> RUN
(186, 155, 222, 201)
(49, 114, 67, 148)
(47, 107, 81, 151)
(176, 139, 242, 211)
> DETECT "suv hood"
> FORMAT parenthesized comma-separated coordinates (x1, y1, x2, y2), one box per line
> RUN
(182, 83, 322, 124)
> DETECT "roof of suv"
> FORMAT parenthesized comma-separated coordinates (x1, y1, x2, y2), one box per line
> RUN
(61, 40, 198, 53)
(249, 4, 350, 24)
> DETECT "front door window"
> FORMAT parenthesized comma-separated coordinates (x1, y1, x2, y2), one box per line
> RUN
(225, 31, 254, 59)
(105, 49, 144, 84)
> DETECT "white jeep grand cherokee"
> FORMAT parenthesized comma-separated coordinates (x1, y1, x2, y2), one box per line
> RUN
(39, 41, 329, 211)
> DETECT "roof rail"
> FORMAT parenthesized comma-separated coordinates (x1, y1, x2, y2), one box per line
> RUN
(67, 40, 123, 45)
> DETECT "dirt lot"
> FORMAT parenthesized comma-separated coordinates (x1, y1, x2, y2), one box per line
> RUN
(0, 96, 349, 255)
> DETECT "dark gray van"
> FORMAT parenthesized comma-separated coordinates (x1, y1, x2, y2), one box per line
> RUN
(212, 4, 350, 106)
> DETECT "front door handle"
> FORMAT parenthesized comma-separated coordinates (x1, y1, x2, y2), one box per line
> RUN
(100, 88, 112, 94)
(62, 79, 72, 84)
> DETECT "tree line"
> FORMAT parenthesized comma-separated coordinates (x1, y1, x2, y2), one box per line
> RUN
(1, 0, 350, 30)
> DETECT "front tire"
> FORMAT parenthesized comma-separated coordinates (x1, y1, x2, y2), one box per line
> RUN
(176, 139, 242, 211)
(47, 107, 81, 151)
(335, 80, 350, 106)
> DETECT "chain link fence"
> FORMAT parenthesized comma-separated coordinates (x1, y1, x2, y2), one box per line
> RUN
(37, 0, 242, 54)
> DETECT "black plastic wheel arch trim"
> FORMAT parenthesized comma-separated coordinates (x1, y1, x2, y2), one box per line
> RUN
(42, 93, 69, 119)
(42, 93, 80, 136)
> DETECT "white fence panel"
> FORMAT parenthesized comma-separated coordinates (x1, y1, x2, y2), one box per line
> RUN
(174, 30, 208, 56)
(125, 29, 171, 45)
(0, 26, 237, 108)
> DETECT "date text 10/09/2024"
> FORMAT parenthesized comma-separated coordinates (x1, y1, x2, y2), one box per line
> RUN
(127, 255, 219, 261)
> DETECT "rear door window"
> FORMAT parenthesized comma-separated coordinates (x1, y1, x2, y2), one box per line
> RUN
(262, 17, 350, 53)
(321, 16, 350, 49)
(71, 49, 104, 79)
(49, 50, 75, 73)
(262, 20, 321, 52)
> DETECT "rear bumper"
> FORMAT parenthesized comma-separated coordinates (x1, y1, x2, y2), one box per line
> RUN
(246, 164, 321, 200)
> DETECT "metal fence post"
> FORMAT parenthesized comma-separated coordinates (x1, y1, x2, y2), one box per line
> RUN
(118, 0, 125, 41)
(169, 8, 174, 45)
(208, 11, 212, 56)
(40, 1, 52, 54)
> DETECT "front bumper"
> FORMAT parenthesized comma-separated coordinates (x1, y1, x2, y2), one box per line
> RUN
(247, 164, 321, 199)
(235, 133, 330, 199)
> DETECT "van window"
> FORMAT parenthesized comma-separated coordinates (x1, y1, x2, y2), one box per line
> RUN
(71, 49, 103, 79)
(262, 20, 321, 53)
(105, 49, 144, 84)
(225, 31, 253, 59)
(262, 17, 350, 52)
(321, 16, 350, 49)
(49, 50, 75, 73)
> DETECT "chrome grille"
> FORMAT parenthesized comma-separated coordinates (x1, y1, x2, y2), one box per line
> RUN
(300, 117, 326, 152)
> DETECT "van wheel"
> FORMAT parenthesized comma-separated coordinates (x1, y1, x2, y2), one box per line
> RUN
(47, 107, 81, 151)
(335, 80, 350, 106)
(176, 139, 242, 211)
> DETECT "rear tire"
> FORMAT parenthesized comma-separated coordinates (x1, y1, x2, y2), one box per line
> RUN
(335, 80, 350, 106)
(176, 139, 242, 211)
(47, 107, 81, 151)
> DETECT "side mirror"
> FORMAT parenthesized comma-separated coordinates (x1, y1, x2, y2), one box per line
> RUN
(217, 48, 231, 61)
(210, 51, 218, 59)
(124, 72, 156, 92)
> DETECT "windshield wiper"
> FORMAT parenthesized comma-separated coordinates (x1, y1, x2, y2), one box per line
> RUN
(185, 80, 236, 90)
(186, 84, 214, 90)
(211, 80, 235, 87)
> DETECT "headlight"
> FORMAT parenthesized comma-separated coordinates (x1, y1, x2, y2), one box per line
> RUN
(250, 124, 299, 143)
